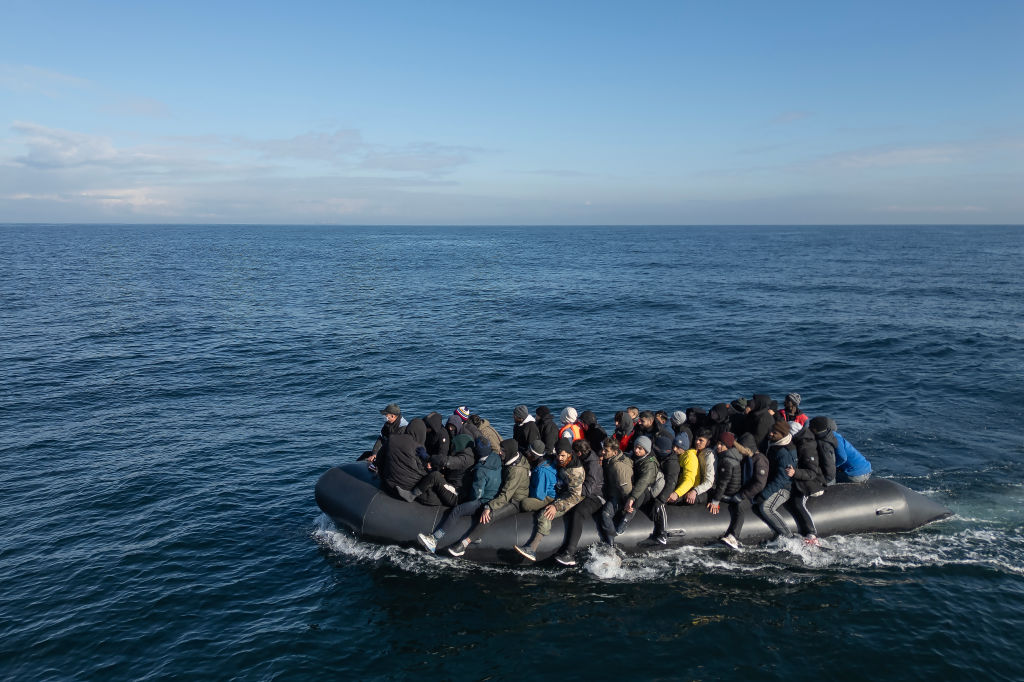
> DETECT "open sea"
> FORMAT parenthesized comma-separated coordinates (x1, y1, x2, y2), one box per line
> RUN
(1, 224, 1022, 681)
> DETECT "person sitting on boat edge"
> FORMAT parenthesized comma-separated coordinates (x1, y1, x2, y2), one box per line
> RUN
(445, 406, 471, 437)
(514, 438, 585, 561)
(754, 421, 798, 542)
(376, 417, 428, 501)
(809, 416, 871, 483)
(417, 438, 507, 553)
(512, 404, 540, 454)
(362, 403, 408, 463)
(673, 429, 715, 506)
(787, 421, 825, 545)
(446, 439, 539, 557)
(553, 439, 605, 566)
(578, 410, 608, 457)
(610, 435, 662, 537)
(402, 431, 477, 505)
(646, 433, 680, 545)
(597, 437, 633, 547)
(707, 431, 743, 547)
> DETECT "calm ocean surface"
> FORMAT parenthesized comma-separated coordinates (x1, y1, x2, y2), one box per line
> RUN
(1, 224, 1022, 681)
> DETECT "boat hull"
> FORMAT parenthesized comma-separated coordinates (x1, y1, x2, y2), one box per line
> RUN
(315, 462, 952, 564)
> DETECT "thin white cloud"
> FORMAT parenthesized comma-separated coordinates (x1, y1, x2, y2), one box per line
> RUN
(0, 63, 91, 96)
(11, 121, 119, 168)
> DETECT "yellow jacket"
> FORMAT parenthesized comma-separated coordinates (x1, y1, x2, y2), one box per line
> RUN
(673, 448, 700, 496)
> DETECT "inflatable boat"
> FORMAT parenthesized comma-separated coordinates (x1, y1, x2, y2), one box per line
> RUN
(315, 462, 952, 564)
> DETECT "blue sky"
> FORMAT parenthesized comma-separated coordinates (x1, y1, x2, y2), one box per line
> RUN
(1, 0, 1021, 224)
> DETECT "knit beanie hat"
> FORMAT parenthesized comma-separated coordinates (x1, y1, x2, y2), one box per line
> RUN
(786, 393, 802, 407)
(634, 436, 653, 453)
(536, 405, 552, 420)
(513, 404, 529, 421)
(561, 407, 578, 425)
(579, 410, 597, 427)
(731, 397, 748, 411)
(673, 433, 691, 450)
(653, 434, 674, 456)
(453, 406, 470, 423)
(719, 432, 736, 448)
(529, 439, 546, 457)
(771, 421, 790, 438)
(670, 410, 687, 427)
(556, 438, 574, 455)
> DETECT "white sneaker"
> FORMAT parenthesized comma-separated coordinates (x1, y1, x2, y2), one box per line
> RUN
(720, 534, 741, 550)
(417, 532, 437, 553)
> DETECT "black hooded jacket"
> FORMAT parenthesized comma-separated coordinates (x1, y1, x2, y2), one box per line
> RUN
(512, 418, 541, 454)
(579, 411, 608, 455)
(707, 403, 733, 444)
(423, 411, 450, 457)
(791, 426, 825, 496)
(747, 394, 776, 452)
(535, 406, 559, 453)
(379, 418, 428, 493)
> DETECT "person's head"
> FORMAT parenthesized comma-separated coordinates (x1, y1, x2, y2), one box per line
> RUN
(627, 406, 639, 420)
(639, 411, 655, 428)
(527, 439, 546, 465)
(634, 435, 652, 456)
(717, 432, 736, 452)
(572, 439, 592, 459)
(769, 421, 789, 442)
(672, 433, 690, 454)
(555, 438, 574, 467)
(809, 416, 830, 435)
(614, 410, 624, 428)
(579, 410, 598, 428)
(655, 410, 668, 425)
(536, 405, 552, 421)
(452, 406, 470, 424)
(561, 407, 578, 425)
(695, 433, 710, 450)
(513, 404, 529, 424)
(653, 434, 674, 458)
(785, 393, 801, 413)
(601, 437, 621, 460)
(380, 403, 401, 423)
(468, 413, 483, 427)
(498, 439, 518, 463)
(670, 410, 687, 429)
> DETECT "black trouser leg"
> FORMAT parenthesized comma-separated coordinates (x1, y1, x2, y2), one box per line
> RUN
(562, 496, 603, 555)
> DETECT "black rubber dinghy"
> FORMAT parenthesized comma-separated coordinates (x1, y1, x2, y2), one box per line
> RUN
(315, 462, 952, 564)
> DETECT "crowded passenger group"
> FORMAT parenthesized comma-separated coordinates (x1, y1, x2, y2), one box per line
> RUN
(361, 394, 872, 566)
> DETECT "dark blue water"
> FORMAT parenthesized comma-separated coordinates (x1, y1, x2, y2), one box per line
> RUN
(2, 224, 1022, 680)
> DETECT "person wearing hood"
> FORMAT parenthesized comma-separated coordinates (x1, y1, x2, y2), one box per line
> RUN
(755, 421, 799, 541)
(810, 416, 871, 483)
(706, 403, 733, 444)
(445, 406, 471, 436)
(515, 439, 585, 561)
(787, 422, 825, 545)
(417, 438, 507, 553)
(364, 403, 409, 462)
(728, 398, 749, 434)
(685, 406, 707, 437)
(377, 417, 428, 500)
(614, 410, 635, 451)
(422, 411, 450, 457)
(447, 439, 538, 557)
(746, 394, 777, 452)
(512, 405, 541, 454)
(780, 393, 808, 427)
(534, 406, 559, 453)
(645, 433, 681, 545)
(553, 439, 605, 566)
(405, 430, 477, 506)
(578, 410, 608, 455)
(708, 432, 745, 548)
(558, 406, 584, 442)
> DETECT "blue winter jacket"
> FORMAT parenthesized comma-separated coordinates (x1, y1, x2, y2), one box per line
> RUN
(834, 432, 872, 477)
(757, 443, 797, 503)
(529, 460, 558, 500)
